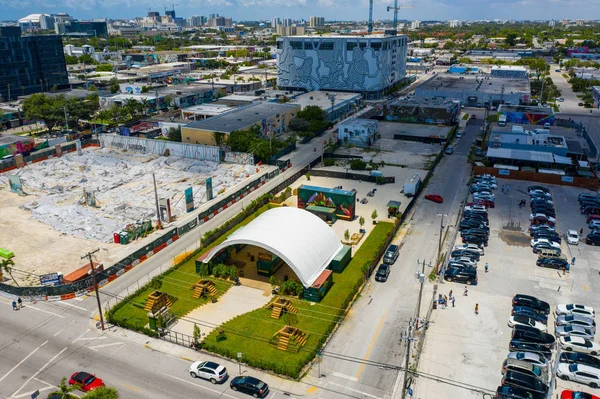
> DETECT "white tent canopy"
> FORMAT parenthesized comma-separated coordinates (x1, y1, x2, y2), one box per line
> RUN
(203, 207, 343, 287)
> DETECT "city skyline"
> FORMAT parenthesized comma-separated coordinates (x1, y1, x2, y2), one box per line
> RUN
(1, 0, 599, 23)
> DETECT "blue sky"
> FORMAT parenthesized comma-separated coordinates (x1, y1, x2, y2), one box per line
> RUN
(1, 0, 597, 22)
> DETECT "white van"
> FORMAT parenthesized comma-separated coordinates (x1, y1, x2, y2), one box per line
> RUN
(498, 114, 507, 127)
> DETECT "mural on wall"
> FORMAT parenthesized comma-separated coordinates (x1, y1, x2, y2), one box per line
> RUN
(277, 37, 405, 93)
(501, 111, 555, 126)
(0, 138, 35, 158)
(297, 185, 356, 219)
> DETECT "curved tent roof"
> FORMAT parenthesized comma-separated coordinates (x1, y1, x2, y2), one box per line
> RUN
(203, 207, 343, 288)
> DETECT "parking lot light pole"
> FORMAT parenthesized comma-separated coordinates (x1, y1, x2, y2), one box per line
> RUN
(546, 346, 562, 399)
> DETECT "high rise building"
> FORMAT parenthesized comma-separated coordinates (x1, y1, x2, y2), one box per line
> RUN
(282, 18, 293, 27)
(548, 19, 556, 27)
(148, 11, 160, 18)
(449, 20, 461, 28)
(64, 20, 108, 37)
(309, 16, 325, 28)
(207, 15, 232, 28)
(276, 25, 305, 36)
(410, 20, 420, 29)
(165, 9, 176, 18)
(0, 26, 68, 101)
(277, 35, 408, 99)
(271, 17, 280, 28)
(186, 16, 202, 27)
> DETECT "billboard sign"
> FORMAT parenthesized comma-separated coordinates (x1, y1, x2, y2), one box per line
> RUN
(8, 175, 22, 193)
(185, 187, 194, 213)
(297, 185, 356, 220)
(39, 272, 63, 286)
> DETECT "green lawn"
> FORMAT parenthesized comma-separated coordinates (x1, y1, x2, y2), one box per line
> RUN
(109, 203, 275, 331)
(202, 222, 395, 378)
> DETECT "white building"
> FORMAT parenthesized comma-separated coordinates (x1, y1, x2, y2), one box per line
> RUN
(411, 20, 420, 30)
(449, 20, 462, 28)
(276, 34, 408, 99)
(310, 16, 325, 28)
(337, 118, 379, 148)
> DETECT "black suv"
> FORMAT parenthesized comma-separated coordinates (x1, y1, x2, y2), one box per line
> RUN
(496, 385, 545, 399)
(508, 341, 552, 360)
(375, 264, 390, 282)
(586, 234, 600, 246)
(511, 325, 555, 348)
(501, 370, 548, 395)
(559, 352, 600, 369)
(536, 257, 568, 269)
(512, 295, 550, 315)
(459, 219, 485, 230)
(444, 267, 477, 285)
(450, 249, 480, 261)
(383, 245, 399, 265)
(462, 235, 488, 246)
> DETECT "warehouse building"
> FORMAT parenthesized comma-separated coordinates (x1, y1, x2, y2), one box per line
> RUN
(384, 99, 460, 125)
(181, 102, 300, 145)
(289, 91, 362, 122)
(414, 74, 530, 107)
(276, 34, 408, 99)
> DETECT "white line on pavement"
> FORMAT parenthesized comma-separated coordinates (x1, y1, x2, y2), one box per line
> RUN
(332, 372, 359, 382)
(73, 329, 107, 343)
(10, 346, 68, 398)
(0, 340, 48, 383)
(88, 342, 125, 352)
(327, 382, 383, 399)
(22, 304, 65, 319)
(53, 328, 65, 337)
(160, 373, 237, 399)
(53, 301, 87, 311)
(13, 386, 54, 398)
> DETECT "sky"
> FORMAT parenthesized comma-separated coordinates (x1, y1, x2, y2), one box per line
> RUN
(2, 0, 599, 23)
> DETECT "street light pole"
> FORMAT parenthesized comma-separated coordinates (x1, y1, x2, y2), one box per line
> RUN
(82, 248, 104, 331)
(436, 213, 448, 271)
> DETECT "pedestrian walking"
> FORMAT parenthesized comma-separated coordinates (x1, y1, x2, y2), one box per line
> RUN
(572, 257, 576, 266)
(443, 295, 448, 309)
(501, 185, 505, 193)
(17, 297, 22, 309)
(438, 294, 443, 304)
(449, 290, 453, 300)
(475, 303, 479, 315)
(452, 297, 456, 307)
(464, 286, 468, 296)
(12, 301, 17, 310)
(485, 263, 489, 273)
(506, 185, 510, 193)
(580, 228, 584, 235)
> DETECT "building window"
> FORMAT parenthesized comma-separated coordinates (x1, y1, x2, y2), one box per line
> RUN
(290, 41, 303, 50)
(277, 41, 283, 49)
(320, 41, 334, 50)
(371, 42, 381, 50)
(346, 42, 357, 51)
(383, 42, 388, 50)
(359, 42, 367, 49)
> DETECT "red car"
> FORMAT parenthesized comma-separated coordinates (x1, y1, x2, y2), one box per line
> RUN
(587, 215, 600, 223)
(561, 391, 600, 399)
(470, 114, 476, 119)
(69, 371, 105, 392)
(425, 194, 444, 203)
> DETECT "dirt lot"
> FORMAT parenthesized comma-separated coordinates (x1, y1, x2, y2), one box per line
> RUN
(417, 179, 600, 398)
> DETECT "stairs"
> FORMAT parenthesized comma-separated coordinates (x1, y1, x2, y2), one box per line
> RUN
(270, 306, 282, 319)
(144, 294, 172, 312)
(207, 285, 218, 296)
(277, 335, 289, 351)
(143, 297, 156, 312)
(293, 330, 308, 347)
(285, 303, 298, 314)
(192, 287, 204, 299)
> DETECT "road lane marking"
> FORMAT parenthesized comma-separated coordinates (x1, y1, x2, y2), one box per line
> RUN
(73, 329, 107, 343)
(332, 372, 358, 382)
(160, 373, 237, 399)
(53, 301, 87, 311)
(11, 346, 68, 397)
(120, 383, 141, 392)
(13, 386, 54, 398)
(88, 342, 125, 352)
(0, 340, 48, 383)
(53, 327, 65, 337)
(327, 381, 383, 399)
(354, 312, 387, 380)
(11, 303, 65, 318)
(306, 386, 318, 394)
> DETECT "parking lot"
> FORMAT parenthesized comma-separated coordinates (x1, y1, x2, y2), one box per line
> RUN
(417, 178, 600, 398)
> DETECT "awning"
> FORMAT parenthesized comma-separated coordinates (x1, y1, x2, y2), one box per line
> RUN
(553, 155, 573, 165)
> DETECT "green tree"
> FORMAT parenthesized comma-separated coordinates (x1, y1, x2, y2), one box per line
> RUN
(213, 132, 226, 147)
(109, 77, 120, 94)
(359, 216, 365, 228)
(288, 117, 310, 131)
(0, 258, 18, 286)
(79, 54, 97, 65)
(140, 98, 150, 116)
(49, 377, 79, 399)
(168, 126, 182, 142)
(344, 229, 350, 240)
(81, 386, 119, 399)
(22, 93, 65, 132)
(371, 210, 378, 221)
(95, 64, 113, 72)
(193, 323, 202, 347)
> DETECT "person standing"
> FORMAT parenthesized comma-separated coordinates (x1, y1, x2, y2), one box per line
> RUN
(475, 303, 479, 315)
(449, 290, 453, 300)
(572, 257, 576, 266)
(501, 185, 505, 193)
(452, 297, 456, 308)
(17, 297, 22, 309)
(506, 185, 510, 193)
(485, 263, 489, 273)
(464, 286, 468, 296)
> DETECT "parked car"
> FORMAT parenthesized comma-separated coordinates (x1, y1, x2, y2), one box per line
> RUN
(444, 267, 478, 285)
(531, 208, 556, 218)
(566, 231, 579, 246)
(68, 372, 105, 392)
(589, 220, 600, 229)
(230, 376, 270, 398)
(462, 235, 488, 246)
(560, 390, 600, 399)
(531, 238, 561, 249)
(501, 370, 548, 395)
(528, 189, 552, 198)
(501, 359, 548, 383)
(580, 193, 600, 202)
(449, 257, 477, 267)
(508, 316, 547, 332)
(463, 213, 489, 223)
(474, 199, 495, 208)
(532, 232, 561, 243)
(375, 264, 390, 282)
(496, 385, 545, 399)
(512, 306, 548, 324)
(189, 361, 228, 384)
(533, 242, 562, 254)
(454, 244, 484, 255)
(459, 220, 486, 230)
(560, 352, 600, 369)
(587, 214, 600, 223)
(557, 363, 600, 388)
(536, 257, 569, 270)
(529, 223, 555, 232)
(445, 146, 454, 155)
(531, 217, 555, 227)
(461, 228, 490, 238)
(450, 249, 481, 261)
(512, 295, 550, 315)
(528, 186, 550, 194)
(506, 352, 549, 370)
(512, 325, 555, 347)
(529, 214, 556, 223)
(509, 340, 553, 360)
(559, 336, 600, 355)
(425, 194, 444, 203)
(586, 234, 600, 246)
(537, 249, 565, 260)
(464, 204, 487, 213)
(447, 262, 477, 271)
(556, 304, 595, 318)
(555, 325, 595, 340)
(383, 244, 399, 265)
(555, 315, 597, 333)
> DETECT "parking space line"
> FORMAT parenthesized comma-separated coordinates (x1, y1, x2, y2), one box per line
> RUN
(332, 372, 358, 382)
(13, 386, 54, 398)
(53, 301, 87, 311)
(10, 346, 68, 398)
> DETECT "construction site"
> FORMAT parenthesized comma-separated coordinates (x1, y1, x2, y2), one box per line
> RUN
(0, 146, 262, 285)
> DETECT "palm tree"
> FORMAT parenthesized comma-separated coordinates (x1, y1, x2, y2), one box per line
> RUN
(1, 258, 18, 286)
(50, 377, 79, 399)
(140, 98, 149, 116)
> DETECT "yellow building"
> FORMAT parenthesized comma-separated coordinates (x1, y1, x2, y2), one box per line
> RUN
(181, 102, 301, 146)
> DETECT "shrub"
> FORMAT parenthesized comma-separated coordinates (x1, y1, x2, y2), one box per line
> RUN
(324, 158, 335, 167)
(375, 176, 385, 185)
(350, 159, 367, 170)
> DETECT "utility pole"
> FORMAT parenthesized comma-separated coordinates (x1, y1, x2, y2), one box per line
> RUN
(153, 173, 162, 230)
(436, 213, 448, 272)
(415, 260, 426, 330)
(400, 318, 414, 399)
(82, 249, 104, 331)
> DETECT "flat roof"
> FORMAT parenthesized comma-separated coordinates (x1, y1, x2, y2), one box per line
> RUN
(339, 118, 378, 128)
(299, 184, 356, 196)
(290, 91, 361, 112)
(390, 98, 459, 109)
(378, 121, 451, 138)
(417, 75, 530, 94)
(278, 34, 406, 40)
(184, 102, 300, 133)
(489, 132, 567, 149)
(487, 147, 554, 163)
(182, 104, 236, 115)
(218, 94, 262, 102)
(498, 104, 554, 114)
